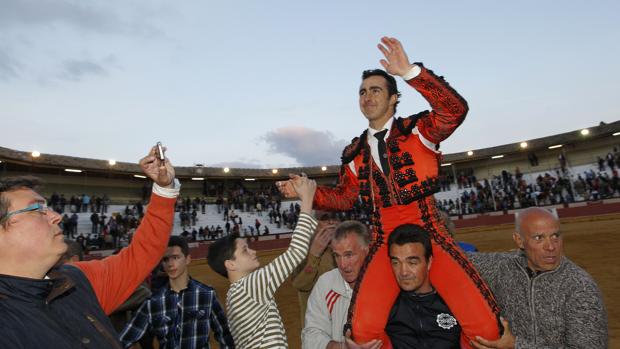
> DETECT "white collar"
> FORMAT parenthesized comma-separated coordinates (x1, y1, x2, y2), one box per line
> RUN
(368, 117, 395, 139)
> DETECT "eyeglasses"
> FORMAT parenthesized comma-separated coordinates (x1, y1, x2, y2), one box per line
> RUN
(1, 202, 50, 223)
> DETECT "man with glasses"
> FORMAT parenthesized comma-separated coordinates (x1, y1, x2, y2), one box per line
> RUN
(0, 146, 179, 348)
(278, 36, 500, 346)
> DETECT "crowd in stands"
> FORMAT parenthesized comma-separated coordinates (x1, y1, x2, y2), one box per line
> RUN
(53, 183, 303, 252)
(174, 184, 296, 241)
(48, 192, 149, 251)
(48, 147, 620, 252)
(65, 204, 145, 251)
(49, 192, 111, 214)
(437, 147, 620, 216)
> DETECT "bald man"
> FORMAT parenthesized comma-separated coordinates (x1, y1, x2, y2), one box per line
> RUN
(467, 207, 608, 349)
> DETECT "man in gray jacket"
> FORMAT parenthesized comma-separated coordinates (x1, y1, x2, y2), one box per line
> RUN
(469, 207, 607, 349)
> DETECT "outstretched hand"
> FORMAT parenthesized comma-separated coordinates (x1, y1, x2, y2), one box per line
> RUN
(276, 175, 299, 199)
(471, 317, 515, 349)
(290, 174, 316, 214)
(377, 36, 414, 77)
(139, 145, 175, 188)
(344, 330, 382, 349)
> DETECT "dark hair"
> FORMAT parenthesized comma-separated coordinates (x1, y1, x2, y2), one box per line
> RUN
(168, 236, 189, 256)
(207, 234, 239, 278)
(388, 224, 432, 261)
(0, 176, 41, 227)
(362, 69, 401, 112)
(333, 220, 371, 247)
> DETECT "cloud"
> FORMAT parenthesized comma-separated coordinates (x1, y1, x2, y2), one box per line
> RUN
(0, 1, 164, 83)
(262, 127, 347, 166)
(58, 59, 108, 81)
(0, 47, 21, 80)
(0, 0, 163, 38)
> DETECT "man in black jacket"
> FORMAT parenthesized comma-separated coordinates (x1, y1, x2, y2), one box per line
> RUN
(385, 224, 461, 349)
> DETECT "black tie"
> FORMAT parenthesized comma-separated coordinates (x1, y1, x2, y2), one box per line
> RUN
(374, 129, 390, 177)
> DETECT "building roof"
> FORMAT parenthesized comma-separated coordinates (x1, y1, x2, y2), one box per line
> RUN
(1, 120, 618, 179)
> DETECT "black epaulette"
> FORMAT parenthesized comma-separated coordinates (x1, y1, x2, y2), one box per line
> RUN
(394, 111, 429, 137)
(341, 130, 368, 165)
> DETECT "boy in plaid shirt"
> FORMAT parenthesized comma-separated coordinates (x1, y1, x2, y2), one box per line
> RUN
(120, 236, 234, 349)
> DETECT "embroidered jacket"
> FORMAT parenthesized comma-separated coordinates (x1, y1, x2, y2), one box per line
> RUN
(313, 64, 468, 215)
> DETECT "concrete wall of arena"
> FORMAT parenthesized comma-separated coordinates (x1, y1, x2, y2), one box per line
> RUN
(0, 166, 334, 204)
(0, 170, 147, 204)
(452, 199, 620, 229)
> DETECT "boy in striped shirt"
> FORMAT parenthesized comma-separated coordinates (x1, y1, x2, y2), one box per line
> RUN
(208, 175, 317, 348)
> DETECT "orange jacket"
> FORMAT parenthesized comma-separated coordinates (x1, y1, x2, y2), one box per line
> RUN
(74, 193, 175, 315)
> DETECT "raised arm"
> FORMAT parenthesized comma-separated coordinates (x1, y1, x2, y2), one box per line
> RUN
(313, 165, 360, 211)
(379, 36, 468, 144)
(74, 146, 178, 314)
(292, 221, 336, 291)
(244, 176, 318, 303)
(277, 164, 360, 212)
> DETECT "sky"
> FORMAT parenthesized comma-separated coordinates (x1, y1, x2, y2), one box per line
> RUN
(1, 0, 619, 168)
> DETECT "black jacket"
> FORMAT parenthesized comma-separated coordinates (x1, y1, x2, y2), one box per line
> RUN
(386, 289, 461, 349)
(0, 265, 123, 348)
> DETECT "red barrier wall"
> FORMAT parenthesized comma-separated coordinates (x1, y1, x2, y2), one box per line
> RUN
(454, 201, 620, 229)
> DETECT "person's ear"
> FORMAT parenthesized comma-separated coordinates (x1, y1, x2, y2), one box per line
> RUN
(389, 94, 397, 108)
(224, 259, 235, 272)
(186, 254, 192, 265)
(427, 256, 433, 271)
(2, 215, 18, 228)
(513, 232, 524, 250)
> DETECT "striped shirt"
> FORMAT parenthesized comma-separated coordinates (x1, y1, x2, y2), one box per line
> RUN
(227, 213, 317, 348)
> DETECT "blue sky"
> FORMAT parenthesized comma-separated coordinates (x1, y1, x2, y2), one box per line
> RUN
(1, 0, 618, 168)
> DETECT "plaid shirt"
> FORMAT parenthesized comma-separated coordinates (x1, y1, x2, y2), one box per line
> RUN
(119, 278, 235, 349)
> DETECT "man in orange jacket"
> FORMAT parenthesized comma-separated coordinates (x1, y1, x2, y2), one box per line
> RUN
(278, 37, 500, 347)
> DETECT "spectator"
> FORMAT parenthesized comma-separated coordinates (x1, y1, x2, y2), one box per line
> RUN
(90, 212, 100, 235)
(0, 146, 178, 348)
(385, 224, 461, 348)
(301, 220, 374, 349)
(468, 207, 608, 348)
(120, 236, 234, 348)
(207, 175, 317, 348)
(255, 218, 261, 234)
